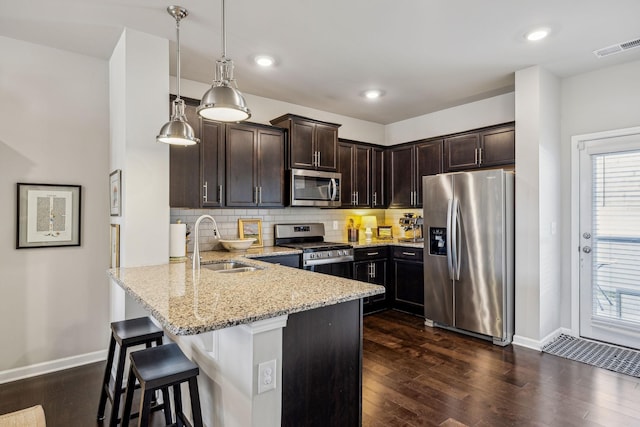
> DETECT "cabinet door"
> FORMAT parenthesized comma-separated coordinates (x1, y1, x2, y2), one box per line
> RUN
(354, 259, 388, 314)
(415, 140, 443, 206)
(290, 119, 315, 169)
(444, 133, 479, 171)
(337, 142, 355, 207)
(257, 128, 285, 207)
(387, 145, 414, 208)
(354, 145, 371, 207)
(169, 100, 201, 208)
(393, 259, 424, 316)
(372, 148, 385, 208)
(200, 120, 225, 207)
(480, 126, 515, 167)
(315, 123, 338, 171)
(226, 124, 257, 207)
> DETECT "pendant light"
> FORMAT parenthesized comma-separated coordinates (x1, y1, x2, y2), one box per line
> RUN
(197, 0, 251, 122)
(157, 5, 200, 146)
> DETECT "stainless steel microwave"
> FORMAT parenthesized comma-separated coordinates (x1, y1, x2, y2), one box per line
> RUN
(290, 169, 341, 207)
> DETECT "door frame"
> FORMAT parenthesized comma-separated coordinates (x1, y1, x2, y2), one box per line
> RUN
(570, 125, 640, 337)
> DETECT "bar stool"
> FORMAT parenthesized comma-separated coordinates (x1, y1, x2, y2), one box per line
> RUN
(97, 317, 164, 426)
(122, 343, 203, 427)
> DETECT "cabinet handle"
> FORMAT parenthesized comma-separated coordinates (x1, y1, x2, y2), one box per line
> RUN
(218, 184, 223, 203)
(259, 186, 262, 204)
(373, 192, 377, 206)
(317, 151, 321, 167)
(402, 251, 416, 257)
(474, 148, 479, 165)
(367, 252, 379, 256)
(203, 181, 208, 202)
(254, 187, 259, 204)
(355, 191, 359, 205)
(478, 147, 483, 164)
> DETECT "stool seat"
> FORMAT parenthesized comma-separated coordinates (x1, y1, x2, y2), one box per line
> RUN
(122, 343, 203, 427)
(97, 317, 164, 426)
(131, 343, 199, 388)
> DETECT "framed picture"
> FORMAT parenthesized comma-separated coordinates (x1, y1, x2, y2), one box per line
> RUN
(109, 169, 122, 216)
(377, 225, 393, 240)
(16, 183, 82, 249)
(110, 224, 120, 268)
(238, 218, 263, 248)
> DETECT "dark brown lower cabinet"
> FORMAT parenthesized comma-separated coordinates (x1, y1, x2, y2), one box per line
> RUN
(282, 299, 362, 427)
(392, 247, 424, 316)
(353, 247, 389, 314)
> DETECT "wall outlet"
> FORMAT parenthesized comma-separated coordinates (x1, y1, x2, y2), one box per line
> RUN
(258, 359, 277, 394)
(332, 220, 339, 230)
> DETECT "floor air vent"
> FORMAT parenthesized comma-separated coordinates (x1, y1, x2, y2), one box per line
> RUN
(594, 37, 640, 58)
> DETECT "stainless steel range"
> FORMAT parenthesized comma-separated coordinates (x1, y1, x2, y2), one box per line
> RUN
(274, 223, 353, 278)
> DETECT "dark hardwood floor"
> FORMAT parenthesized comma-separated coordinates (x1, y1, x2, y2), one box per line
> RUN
(362, 310, 640, 427)
(1, 310, 639, 426)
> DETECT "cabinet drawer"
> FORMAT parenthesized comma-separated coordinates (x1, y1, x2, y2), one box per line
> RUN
(354, 247, 389, 261)
(392, 247, 423, 260)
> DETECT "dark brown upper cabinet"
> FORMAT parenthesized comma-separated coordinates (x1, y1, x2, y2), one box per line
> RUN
(270, 114, 341, 171)
(387, 139, 443, 208)
(372, 147, 385, 208)
(201, 120, 225, 207)
(444, 123, 515, 171)
(225, 123, 286, 207)
(338, 141, 371, 208)
(169, 97, 201, 208)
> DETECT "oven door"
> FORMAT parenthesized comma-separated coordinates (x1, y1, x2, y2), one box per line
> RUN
(290, 169, 341, 207)
(304, 260, 353, 279)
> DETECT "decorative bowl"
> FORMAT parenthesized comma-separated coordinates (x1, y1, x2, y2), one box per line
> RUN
(219, 238, 256, 251)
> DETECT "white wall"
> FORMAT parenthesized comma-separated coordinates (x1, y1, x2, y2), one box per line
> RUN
(560, 59, 640, 329)
(177, 78, 387, 145)
(384, 93, 515, 145)
(109, 29, 171, 320)
(0, 36, 110, 378)
(513, 66, 562, 348)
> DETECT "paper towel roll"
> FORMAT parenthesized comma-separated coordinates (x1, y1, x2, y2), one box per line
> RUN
(170, 223, 187, 258)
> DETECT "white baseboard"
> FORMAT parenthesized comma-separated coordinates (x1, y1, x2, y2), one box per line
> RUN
(0, 349, 107, 385)
(513, 327, 574, 352)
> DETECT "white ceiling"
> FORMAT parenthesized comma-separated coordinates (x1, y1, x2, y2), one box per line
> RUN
(2, 0, 640, 124)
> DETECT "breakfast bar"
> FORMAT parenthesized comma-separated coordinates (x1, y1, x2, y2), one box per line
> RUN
(107, 250, 384, 426)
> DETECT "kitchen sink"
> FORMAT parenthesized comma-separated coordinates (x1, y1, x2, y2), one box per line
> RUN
(201, 261, 264, 273)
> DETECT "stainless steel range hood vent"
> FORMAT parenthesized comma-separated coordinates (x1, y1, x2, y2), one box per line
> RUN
(593, 37, 640, 58)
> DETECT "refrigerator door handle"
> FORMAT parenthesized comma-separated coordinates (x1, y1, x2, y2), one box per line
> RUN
(446, 198, 454, 279)
(453, 198, 462, 280)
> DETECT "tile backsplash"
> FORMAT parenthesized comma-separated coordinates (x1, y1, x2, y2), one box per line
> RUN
(170, 207, 421, 252)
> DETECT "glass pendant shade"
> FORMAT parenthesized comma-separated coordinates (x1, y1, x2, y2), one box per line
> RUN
(157, 98, 199, 146)
(198, 0, 251, 122)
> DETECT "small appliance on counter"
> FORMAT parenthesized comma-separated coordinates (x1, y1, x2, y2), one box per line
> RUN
(398, 213, 424, 242)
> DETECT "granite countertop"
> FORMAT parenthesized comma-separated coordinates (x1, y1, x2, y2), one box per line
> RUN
(108, 248, 384, 336)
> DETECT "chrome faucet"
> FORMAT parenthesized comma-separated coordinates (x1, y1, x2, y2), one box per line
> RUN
(192, 214, 221, 270)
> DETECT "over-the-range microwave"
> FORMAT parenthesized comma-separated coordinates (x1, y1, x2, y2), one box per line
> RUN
(290, 168, 341, 207)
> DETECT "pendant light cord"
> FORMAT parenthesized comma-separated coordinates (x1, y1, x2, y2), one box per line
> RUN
(176, 13, 181, 100)
(221, 0, 227, 59)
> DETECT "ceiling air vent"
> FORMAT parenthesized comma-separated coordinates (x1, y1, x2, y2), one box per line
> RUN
(593, 37, 640, 58)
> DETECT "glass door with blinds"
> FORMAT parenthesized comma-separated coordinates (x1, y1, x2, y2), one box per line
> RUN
(579, 130, 640, 349)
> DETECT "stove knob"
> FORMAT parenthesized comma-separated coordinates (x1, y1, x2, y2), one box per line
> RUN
(309, 253, 315, 259)
(338, 250, 343, 256)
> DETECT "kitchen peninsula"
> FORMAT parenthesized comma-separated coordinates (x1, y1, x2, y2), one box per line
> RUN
(108, 249, 384, 426)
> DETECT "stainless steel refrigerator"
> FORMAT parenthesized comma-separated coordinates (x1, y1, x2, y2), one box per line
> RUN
(422, 169, 514, 346)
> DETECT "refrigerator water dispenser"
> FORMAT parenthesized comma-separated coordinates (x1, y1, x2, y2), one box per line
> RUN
(429, 227, 447, 256)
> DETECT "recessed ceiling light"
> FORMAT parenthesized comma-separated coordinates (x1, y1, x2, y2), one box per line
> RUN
(254, 55, 275, 67)
(362, 89, 384, 99)
(525, 27, 550, 42)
